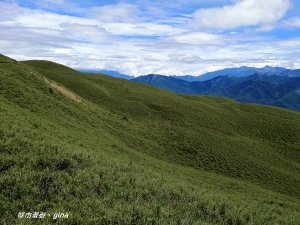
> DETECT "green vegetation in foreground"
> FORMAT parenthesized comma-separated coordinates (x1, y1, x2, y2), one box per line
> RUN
(0, 54, 299, 224)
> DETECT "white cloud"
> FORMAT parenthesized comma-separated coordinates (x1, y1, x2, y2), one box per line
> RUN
(60, 23, 111, 43)
(42, 0, 66, 3)
(104, 23, 186, 36)
(191, 0, 290, 29)
(0, 2, 185, 37)
(0, 1, 299, 76)
(0, 3, 95, 29)
(168, 53, 203, 64)
(166, 32, 224, 45)
(282, 17, 300, 28)
(277, 38, 300, 47)
(89, 3, 140, 23)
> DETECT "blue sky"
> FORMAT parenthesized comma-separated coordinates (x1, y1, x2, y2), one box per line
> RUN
(0, 0, 299, 76)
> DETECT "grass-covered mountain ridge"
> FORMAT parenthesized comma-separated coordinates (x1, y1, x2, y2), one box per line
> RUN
(0, 54, 299, 224)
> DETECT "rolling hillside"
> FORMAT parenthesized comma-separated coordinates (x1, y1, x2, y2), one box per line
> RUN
(0, 54, 300, 224)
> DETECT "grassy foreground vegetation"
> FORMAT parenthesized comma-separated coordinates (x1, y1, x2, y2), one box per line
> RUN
(0, 54, 299, 224)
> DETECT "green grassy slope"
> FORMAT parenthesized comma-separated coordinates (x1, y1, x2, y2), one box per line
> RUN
(0, 54, 299, 224)
(23, 59, 300, 197)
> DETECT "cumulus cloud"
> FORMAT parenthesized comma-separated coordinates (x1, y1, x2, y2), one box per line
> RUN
(191, 0, 290, 29)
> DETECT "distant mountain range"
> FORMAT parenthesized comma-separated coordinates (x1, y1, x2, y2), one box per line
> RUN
(132, 68, 300, 111)
(133, 74, 198, 94)
(174, 66, 300, 82)
(80, 69, 134, 80)
(79, 66, 300, 111)
(83, 66, 300, 82)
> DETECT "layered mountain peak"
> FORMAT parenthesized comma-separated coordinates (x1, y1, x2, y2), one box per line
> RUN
(133, 69, 300, 111)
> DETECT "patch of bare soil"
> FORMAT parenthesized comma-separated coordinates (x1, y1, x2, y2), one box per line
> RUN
(43, 77, 84, 104)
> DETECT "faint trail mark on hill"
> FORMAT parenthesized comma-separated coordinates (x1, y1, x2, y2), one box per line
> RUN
(43, 76, 85, 104)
